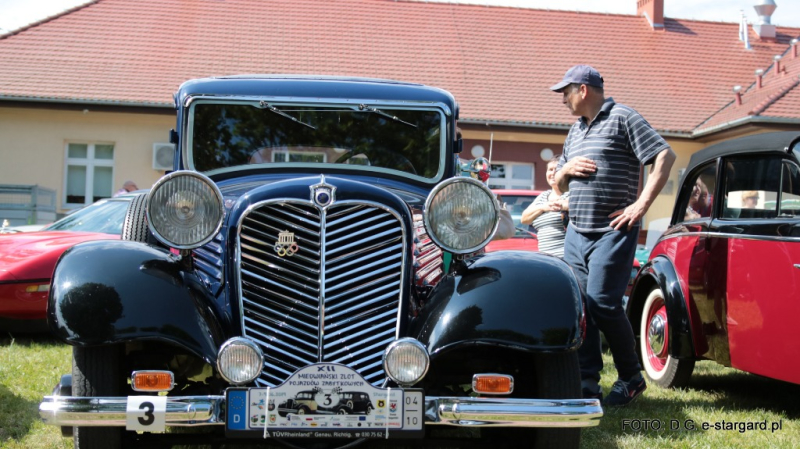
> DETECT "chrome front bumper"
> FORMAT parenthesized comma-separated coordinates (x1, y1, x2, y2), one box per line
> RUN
(40, 395, 602, 428)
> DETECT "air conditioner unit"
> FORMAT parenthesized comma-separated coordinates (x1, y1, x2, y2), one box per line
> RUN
(153, 143, 175, 171)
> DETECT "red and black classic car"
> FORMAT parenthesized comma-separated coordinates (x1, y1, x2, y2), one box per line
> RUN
(39, 76, 601, 449)
(627, 131, 800, 389)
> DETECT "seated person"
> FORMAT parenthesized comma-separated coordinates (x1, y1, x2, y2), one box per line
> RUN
(685, 178, 712, 220)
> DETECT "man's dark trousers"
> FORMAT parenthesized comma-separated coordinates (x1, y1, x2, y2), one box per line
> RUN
(564, 223, 641, 382)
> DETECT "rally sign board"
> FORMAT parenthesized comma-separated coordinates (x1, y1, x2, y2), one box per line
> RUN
(226, 363, 424, 438)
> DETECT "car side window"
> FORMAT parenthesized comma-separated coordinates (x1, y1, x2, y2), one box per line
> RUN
(678, 163, 716, 222)
(779, 162, 800, 217)
(722, 157, 781, 219)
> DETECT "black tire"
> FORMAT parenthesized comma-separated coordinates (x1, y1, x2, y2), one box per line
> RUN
(530, 351, 581, 449)
(640, 288, 695, 388)
(482, 352, 581, 449)
(72, 345, 123, 449)
(121, 193, 149, 242)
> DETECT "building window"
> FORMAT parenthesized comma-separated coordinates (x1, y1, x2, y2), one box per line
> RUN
(487, 162, 534, 190)
(64, 143, 115, 207)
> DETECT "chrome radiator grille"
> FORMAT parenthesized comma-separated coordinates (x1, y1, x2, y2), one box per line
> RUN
(237, 201, 405, 387)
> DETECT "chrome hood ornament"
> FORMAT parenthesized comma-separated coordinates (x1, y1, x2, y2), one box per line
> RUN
(310, 174, 336, 207)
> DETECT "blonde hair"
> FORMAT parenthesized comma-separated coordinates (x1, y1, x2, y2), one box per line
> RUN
(741, 190, 759, 206)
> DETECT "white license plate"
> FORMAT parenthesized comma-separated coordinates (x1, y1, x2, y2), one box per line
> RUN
(226, 363, 423, 438)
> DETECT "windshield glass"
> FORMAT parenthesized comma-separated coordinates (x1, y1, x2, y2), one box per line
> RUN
(498, 194, 539, 226)
(188, 101, 445, 180)
(495, 193, 539, 237)
(45, 198, 130, 234)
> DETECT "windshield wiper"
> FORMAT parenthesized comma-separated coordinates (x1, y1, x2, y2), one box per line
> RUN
(358, 104, 417, 128)
(258, 101, 316, 130)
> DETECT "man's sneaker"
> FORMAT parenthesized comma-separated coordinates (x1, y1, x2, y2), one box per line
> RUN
(582, 386, 603, 401)
(603, 374, 646, 407)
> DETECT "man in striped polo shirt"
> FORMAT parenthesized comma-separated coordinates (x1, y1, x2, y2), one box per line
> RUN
(551, 65, 676, 407)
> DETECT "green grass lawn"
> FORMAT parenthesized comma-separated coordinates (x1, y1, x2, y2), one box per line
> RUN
(2, 334, 799, 449)
(0, 334, 71, 449)
(579, 357, 800, 449)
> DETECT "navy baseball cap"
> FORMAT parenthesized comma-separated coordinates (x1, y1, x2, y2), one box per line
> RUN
(550, 65, 604, 92)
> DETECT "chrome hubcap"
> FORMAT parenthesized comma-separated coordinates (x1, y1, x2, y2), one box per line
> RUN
(648, 313, 666, 355)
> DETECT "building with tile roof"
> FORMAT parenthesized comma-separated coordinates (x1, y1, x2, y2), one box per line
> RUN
(0, 0, 798, 231)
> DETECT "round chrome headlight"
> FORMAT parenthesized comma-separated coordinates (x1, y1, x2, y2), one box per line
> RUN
(217, 337, 264, 385)
(383, 338, 429, 386)
(147, 171, 224, 249)
(424, 177, 499, 254)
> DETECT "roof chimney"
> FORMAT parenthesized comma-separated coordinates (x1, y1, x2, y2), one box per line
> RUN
(753, 0, 777, 40)
(755, 69, 764, 88)
(792, 38, 799, 58)
(774, 55, 783, 76)
(733, 86, 743, 106)
(637, 0, 664, 30)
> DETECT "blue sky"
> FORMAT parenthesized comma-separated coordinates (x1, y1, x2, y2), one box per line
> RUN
(1, 0, 799, 33)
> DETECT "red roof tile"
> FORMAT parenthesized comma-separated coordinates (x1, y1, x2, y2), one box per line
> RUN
(0, 0, 798, 135)
(696, 45, 800, 133)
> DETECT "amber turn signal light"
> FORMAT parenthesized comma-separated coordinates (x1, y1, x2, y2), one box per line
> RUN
(25, 284, 50, 293)
(472, 374, 514, 395)
(131, 370, 174, 392)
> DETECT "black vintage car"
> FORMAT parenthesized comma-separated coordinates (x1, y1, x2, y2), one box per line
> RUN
(277, 389, 373, 416)
(39, 76, 601, 448)
(338, 391, 374, 415)
(277, 390, 320, 417)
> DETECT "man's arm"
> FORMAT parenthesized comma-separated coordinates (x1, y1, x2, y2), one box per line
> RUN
(609, 147, 676, 230)
(554, 156, 597, 193)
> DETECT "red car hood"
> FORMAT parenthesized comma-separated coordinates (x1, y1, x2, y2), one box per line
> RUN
(485, 234, 539, 253)
(0, 231, 118, 282)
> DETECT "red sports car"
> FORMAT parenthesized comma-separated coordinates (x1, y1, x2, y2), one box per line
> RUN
(628, 132, 800, 388)
(486, 189, 541, 252)
(0, 194, 136, 332)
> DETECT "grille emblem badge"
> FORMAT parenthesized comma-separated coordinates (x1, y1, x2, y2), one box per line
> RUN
(311, 175, 336, 207)
(314, 187, 332, 206)
(275, 231, 299, 257)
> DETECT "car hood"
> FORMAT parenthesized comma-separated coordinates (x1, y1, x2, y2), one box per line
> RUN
(0, 231, 119, 282)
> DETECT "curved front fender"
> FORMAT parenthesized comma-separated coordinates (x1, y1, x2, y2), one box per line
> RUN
(629, 255, 696, 359)
(48, 240, 226, 364)
(411, 251, 583, 356)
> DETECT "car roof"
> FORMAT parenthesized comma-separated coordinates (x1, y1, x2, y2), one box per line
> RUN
(176, 76, 457, 109)
(687, 131, 800, 172)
